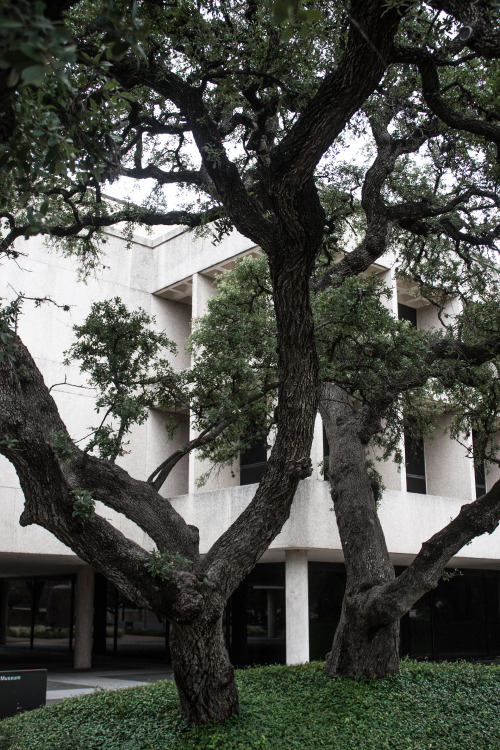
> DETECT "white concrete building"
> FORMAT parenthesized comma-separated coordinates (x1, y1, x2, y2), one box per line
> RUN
(1, 224, 500, 668)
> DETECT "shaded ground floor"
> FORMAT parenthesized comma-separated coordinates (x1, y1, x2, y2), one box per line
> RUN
(1, 561, 499, 671)
(0, 643, 174, 705)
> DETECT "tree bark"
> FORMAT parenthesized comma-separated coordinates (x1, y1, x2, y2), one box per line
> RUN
(320, 383, 500, 678)
(0, 236, 320, 722)
(169, 601, 239, 723)
(326, 597, 399, 677)
(320, 383, 398, 677)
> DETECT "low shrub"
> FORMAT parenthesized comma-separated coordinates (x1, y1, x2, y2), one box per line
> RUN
(7, 626, 71, 639)
(105, 626, 123, 638)
(1, 660, 499, 750)
(7, 626, 34, 638)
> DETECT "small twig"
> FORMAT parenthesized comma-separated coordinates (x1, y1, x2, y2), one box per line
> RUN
(49, 375, 96, 393)
(7, 285, 73, 312)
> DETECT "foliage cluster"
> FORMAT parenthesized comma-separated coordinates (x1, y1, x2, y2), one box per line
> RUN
(186, 255, 500, 472)
(64, 298, 180, 461)
(48, 430, 75, 462)
(0, 0, 146, 212)
(1, 661, 499, 749)
(58, 246, 500, 481)
(142, 549, 193, 579)
(186, 257, 277, 470)
(0, 299, 21, 364)
(71, 488, 95, 519)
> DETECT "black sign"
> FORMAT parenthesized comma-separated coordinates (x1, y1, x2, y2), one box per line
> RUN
(0, 670, 47, 719)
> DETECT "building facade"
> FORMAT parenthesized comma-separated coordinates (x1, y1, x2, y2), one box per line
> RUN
(1, 223, 500, 668)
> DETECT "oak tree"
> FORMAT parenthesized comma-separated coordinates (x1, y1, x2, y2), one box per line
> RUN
(1, 0, 500, 723)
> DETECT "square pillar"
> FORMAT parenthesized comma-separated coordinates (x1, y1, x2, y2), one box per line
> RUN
(74, 566, 94, 670)
(285, 550, 309, 664)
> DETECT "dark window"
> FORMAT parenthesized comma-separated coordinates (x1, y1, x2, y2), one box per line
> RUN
(308, 562, 346, 660)
(240, 439, 267, 485)
(323, 425, 330, 481)
(226, 562, 286, 666)
(472, 431, 487, 498)
(400, 568, 500, 660)
(475, 463, 487, 498)
(398, 303, 417, 328)
(404, 425, 426, 494)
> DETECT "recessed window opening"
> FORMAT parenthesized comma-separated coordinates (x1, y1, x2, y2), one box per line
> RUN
(398, 303, 418, 328)
(404, 422, 426, 494)
(323, 425, 330, 481)
(472, 431, 487, 499)
(240, 438, 267, 485)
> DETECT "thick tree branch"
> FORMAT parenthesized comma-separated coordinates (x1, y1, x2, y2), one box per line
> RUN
(200, 250, 318, 597)
(312, 119, 435, 292)
(391, 44, 500, 157)
(370, 478, 500, 627)
(0, 205, 223, 258)
(356, 332, 500, 444)
(427, 1, 500, 59)
(269, 1, 402, 190)
(0, 334, 200, 579)
(387, 187, 498, 221)
(0, 226, 26, 259)
(121, 165, 207, 186)
(438, 216, 500, 249)
(125, 102, 191, 137)
(48, 206, 222, 235)
(108, 61, 274, 251)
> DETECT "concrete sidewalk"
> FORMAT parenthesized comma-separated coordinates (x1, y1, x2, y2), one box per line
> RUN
(46, 666, 174, 703)
(0, 643, 174, 705)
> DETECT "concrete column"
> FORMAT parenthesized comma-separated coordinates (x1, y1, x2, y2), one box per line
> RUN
(0, 580, 9, 644)
(92, 573, 107, 655)
(74, 566, 94, 670)
(379, 270, 407, 494)
(310, 413, 325, 481)
(190, 273, 217, 493)
(285, 550, 309, 664)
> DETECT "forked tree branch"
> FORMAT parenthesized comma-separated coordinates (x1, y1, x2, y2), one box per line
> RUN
(370, 478, 500, 627)
(391, 44, 500, 158)
(0, 334, 200, 576)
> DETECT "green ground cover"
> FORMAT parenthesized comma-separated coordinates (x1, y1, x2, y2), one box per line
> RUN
(1, 660, 499, 750)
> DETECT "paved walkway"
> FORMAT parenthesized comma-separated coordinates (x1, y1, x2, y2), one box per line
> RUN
(46, 666, 174, 703)
(0, 643, 174, 705)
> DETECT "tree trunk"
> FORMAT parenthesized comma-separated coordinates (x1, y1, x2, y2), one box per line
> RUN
(321, 383, 500, 679)
(325, 595, 399, 677)
(169, 606, 239, 723)
(320, 383, 399, 677)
